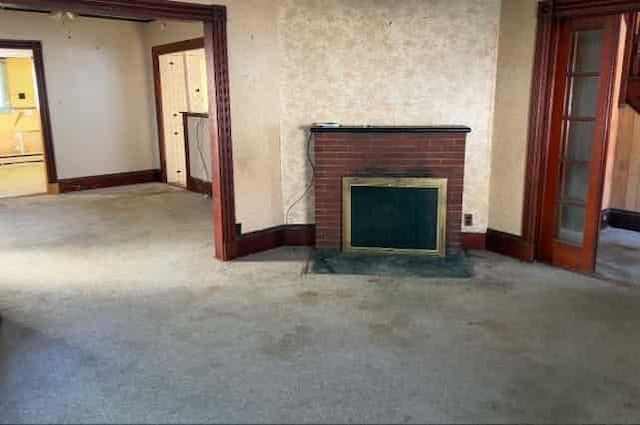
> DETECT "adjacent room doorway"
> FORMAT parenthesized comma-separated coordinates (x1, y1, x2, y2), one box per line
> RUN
(0, 40, 55, 198)
(153, 38, 209, 190)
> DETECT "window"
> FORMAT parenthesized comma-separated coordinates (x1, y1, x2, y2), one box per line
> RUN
(0, 59, 10, 113)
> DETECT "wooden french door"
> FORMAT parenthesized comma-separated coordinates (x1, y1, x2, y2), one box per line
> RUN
(539, 16, 619, 272)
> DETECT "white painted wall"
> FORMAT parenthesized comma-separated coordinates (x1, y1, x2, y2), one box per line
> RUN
(145, 2, 285, 233)
(0, 10, 157, 179)
(186, 115, 212, 182)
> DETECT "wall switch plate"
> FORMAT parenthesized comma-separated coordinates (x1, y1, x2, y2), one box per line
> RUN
(464, 214, 473, 227)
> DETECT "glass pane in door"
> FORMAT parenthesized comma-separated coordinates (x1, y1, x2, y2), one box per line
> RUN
(561, 164, 589, 202)
(570, 77, 599, 117)
(555, 28, 603, 245)
(558, 205, 586, 244)
(574, 30, 604, 73)
(566, 121, 595, 161)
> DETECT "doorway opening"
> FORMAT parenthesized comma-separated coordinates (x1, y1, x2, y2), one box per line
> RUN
(597, 12, 640, 283)
(153, 38, 212, 196)
(0, 41, 55, 198)
(525, 6, 640, 282)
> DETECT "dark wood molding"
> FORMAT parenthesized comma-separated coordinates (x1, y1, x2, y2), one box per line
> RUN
(554, 0, 640, 17)
(235, 225, 316, 257)
(1, 0, 225, 22)
(520, 2, 556, 262)
(152, 38, 205, 57)
(601, 208, 612, 229)
(460, 233, 487, 251)
(205, 20, 237, 261)
(0, 39, 57, 184)
(486, 229, 533, 262)
(620, 13, 637, 107)
(310, 125, 472, 134)
(152, 38, 205, 183)
(58, 169, 161, 192)
(605, 208, 640, 232)
(187, 176, 212, 197)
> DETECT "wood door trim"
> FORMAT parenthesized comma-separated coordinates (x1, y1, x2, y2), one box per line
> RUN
(204, 20, 238, 260)
(519, 6, 622, 273)
(517, 2, 559, 262)
(58, 169, 161, 192)
(538, 17, 572, 262)
(555, 0, 640, 17)
(0, 0, 225, 22)
(541, 15, 619, 272)
(152, 38, 204, 183)
(0, 39, 57, 184)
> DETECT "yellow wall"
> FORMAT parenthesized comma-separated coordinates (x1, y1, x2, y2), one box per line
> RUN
(5, 58, 37, 109)
(488, 0, 538, 235)
(0, 57, 43, 156)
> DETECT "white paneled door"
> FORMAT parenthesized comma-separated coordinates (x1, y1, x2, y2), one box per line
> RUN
(159, 53, 188, 187)
(159, 49, 208, 187)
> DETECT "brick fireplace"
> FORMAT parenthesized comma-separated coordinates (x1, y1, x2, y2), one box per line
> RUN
(312, 126, 470, 254)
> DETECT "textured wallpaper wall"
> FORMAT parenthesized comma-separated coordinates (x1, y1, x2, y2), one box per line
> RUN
(278, 0, 501, 233)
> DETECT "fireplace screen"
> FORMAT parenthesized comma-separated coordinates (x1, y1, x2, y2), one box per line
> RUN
(342, 177, 447, 256)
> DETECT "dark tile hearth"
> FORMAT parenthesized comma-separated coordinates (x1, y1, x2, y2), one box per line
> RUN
(307, 250, 472, 278)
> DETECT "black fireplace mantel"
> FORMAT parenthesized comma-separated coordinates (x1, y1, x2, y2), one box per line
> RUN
(310, 125, 471, 134)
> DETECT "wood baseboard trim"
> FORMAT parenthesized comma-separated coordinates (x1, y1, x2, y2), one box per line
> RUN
(605, 208, 640, 232)
(58, 169, 161, 193)
(460, 232, 487, 250)
(235, 224, 316, 257)
(187, 177, 212, 196)
(486, 229, 534, 262)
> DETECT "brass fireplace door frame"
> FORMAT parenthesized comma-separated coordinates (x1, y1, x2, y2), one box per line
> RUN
(342, 177, 448, 257)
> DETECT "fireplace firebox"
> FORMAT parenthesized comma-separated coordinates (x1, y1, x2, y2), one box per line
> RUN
(343, 177, 447, 256)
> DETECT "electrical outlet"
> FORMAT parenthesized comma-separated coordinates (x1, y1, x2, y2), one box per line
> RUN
(464, 214, 473, 227)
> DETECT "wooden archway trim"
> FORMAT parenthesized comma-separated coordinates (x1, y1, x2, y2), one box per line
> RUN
(204, 18, 238, 260)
